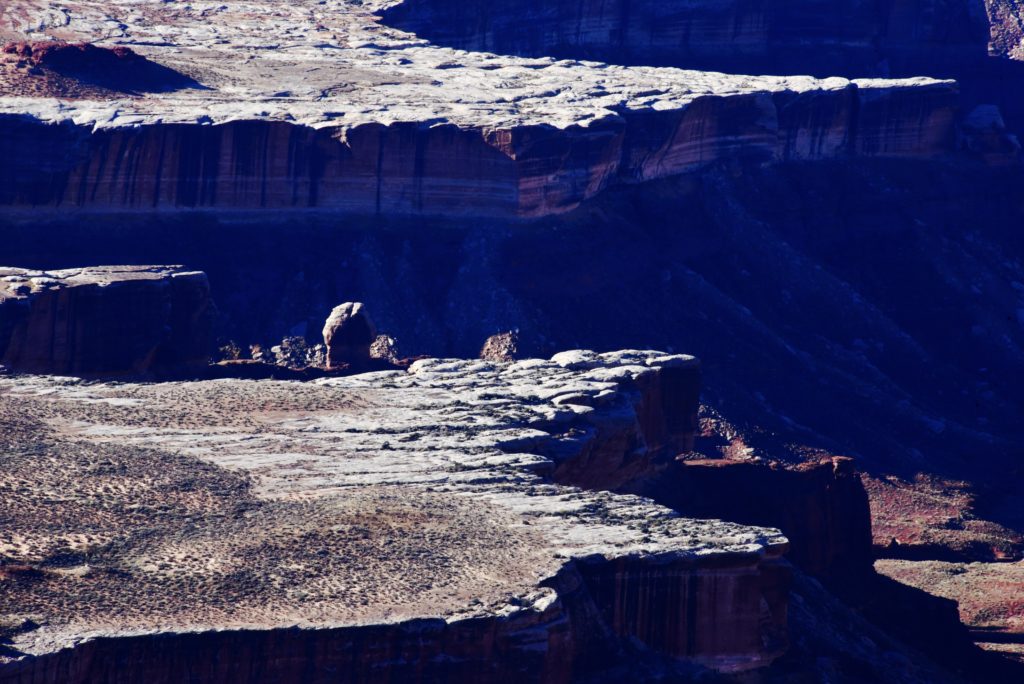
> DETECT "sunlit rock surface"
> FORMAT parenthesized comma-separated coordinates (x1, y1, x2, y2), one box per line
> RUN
(0, 350, 791, 682)
(0, 1, 956, 217)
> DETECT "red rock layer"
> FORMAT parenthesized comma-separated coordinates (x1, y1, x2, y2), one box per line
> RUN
(0, 82, 956, 218)
(568, 554, 790, 673)
(0, 548, 789, 683)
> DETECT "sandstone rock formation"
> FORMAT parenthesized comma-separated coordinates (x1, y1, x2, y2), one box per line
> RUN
(0, 351, 790, 682)
(0, 1, 960, 218)
(0, 266, 214, 378)
(323, 302, 377, 368)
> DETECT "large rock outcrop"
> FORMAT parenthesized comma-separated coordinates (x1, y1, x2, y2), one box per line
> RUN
(0, 351, 790, 682)
(0, 1, 959, 219)
(0, 266, 214, 378)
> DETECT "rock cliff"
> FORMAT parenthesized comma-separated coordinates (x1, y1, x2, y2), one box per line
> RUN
(0, 79, 956, 218)
(0, 1, 958, 218)
(641, 457, 874, 578)
(0, 351, 790, 682)
(0, 266, 214, 378)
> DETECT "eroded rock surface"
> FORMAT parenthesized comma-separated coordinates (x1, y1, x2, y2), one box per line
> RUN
(0, 266, 214, 378)
(0, 350, 790, 682)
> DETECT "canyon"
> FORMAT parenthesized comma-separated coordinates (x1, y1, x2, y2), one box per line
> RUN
(0, 0, 1023, 681)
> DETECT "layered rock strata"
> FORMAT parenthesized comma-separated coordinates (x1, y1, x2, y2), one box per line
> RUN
(0, 1, 957, 218)
(0, 266, 214, 377)
(0, 350, 789, 682)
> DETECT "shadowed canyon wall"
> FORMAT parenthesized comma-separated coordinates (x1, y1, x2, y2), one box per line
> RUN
(380, 0, 991, 78)
(0, 555, 790, 684)
(0, 267, 214, 378)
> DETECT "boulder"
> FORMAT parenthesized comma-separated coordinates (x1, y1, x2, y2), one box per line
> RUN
(479, 331, 519, 362)
(322, 302, 377, 368)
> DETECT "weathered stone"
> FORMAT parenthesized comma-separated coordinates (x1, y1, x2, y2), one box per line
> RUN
(322, 302, 377, 368)
(480, 331, 519, 362)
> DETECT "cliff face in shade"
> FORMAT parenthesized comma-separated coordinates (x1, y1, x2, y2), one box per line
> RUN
(379, 0, 991, 78)
(0, 266, 214, 378)
(641, 458, 874, 577)
(0, 79, 956, 218)
(0, 351, 790, 682)
(527, 351, 872, 579)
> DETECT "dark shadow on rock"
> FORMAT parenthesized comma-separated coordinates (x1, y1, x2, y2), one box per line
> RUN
(3, 41, 206, 94)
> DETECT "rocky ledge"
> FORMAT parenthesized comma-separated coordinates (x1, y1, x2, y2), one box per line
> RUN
(0, 350, 789, 683)
(0, 1, 956, 217)
(0, 266, 214, 378)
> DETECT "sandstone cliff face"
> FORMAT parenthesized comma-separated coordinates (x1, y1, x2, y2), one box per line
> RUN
(0, 555, 789, 684)
(380, 0, 990, 78)
(0, 79, 956, 218)
(0, 605, 570, 684)
(0, 266, 214, 377)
